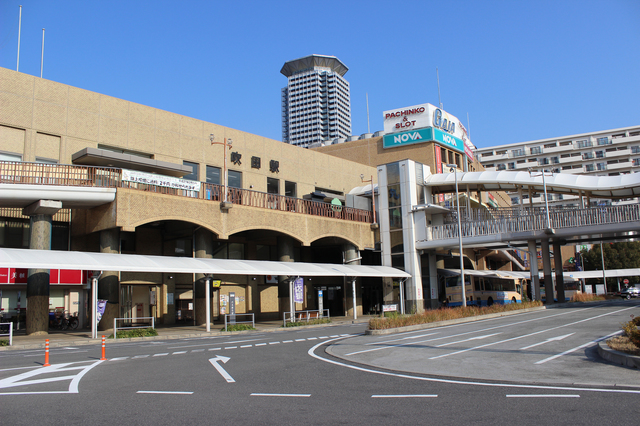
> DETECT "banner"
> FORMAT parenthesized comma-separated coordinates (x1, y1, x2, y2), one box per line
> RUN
(96, 299, 108, 324)
(122, 169, 200, 192)
(293, 278, 304, 303)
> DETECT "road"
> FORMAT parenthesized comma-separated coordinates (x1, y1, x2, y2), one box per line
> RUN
(0, 301, 639, 425)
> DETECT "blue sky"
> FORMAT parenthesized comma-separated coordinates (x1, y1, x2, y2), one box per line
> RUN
(1, 0, 638, 148)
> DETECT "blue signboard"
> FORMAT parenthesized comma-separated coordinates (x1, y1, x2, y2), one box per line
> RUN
(382, 128, 433, 149)
(432, 128, 464, 153)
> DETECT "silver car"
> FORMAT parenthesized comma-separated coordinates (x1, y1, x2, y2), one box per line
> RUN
(619, 286, 640, 299)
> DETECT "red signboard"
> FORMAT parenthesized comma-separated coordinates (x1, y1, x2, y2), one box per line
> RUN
(0, 268, 86, 285)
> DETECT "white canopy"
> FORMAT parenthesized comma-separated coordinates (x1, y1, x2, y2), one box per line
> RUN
(0, 248, 410, 279)
(426, 170, 640, 198)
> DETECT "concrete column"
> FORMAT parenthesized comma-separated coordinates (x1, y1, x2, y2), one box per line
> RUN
(427, 251, 439, 309)
(528, 239, 540, 301)
(343, 244, 361, 319)
(194, 229, 213, 326)
(24, 200, 61, 335)
(541, 239, 554, 304)
(553, 241, 566, 303)
(162, 273, 175, 325)
(98, 228, 120, 331)
(277, 236, 294, 316)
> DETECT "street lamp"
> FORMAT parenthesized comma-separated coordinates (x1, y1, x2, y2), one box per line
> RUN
(446, 164, 466, 307)
(360, 174, 377, 227)
(529, 168, 553, 234)
(210, 134, 233, 205)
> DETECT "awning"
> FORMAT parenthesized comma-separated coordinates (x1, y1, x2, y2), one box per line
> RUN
(0, 248, 410, 279)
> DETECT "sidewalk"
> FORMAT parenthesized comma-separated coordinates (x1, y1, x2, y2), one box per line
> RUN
(0, 315, 373, 351)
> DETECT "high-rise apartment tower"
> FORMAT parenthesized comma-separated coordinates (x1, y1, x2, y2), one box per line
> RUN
(281, 55, 352, 148)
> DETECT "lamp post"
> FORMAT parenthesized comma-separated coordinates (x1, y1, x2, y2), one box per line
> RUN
(210, 134, 233, 204)
(446, 164, 466, 307)
(529, 168, 553, 233)
(360, 174, 377, 225)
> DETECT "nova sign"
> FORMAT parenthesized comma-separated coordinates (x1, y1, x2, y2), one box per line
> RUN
(383, 128, 433, 149)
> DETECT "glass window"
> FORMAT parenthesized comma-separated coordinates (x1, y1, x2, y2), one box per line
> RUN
(206, 166, 221, 184)
(183, 161, 199, 181)
(285, 181, 296, 198)
(228, 170, 242, 188)
(0, 152, 22, 162)
(388, 184, 401, 207)
(267, 177, 279, 194)
(390, 231, 404, 253)
(389, 208, 403, 230)
(386, 163, 400, 184)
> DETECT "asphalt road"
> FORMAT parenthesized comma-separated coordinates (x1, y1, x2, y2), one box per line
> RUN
(1, 301, 639, 425)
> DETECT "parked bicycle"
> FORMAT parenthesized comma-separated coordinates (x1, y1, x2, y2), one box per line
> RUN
(49, 311, 79, 330)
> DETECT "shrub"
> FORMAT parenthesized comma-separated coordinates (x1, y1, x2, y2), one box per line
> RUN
(571, 293, 605, 303)
(111, 327, 158, 339)
(622, 315, 640, 348)
(369, 301, 543, 330)
(284, 318, 331, 327)
(222, 324, 256, 332)
(0, 339, 9, 347)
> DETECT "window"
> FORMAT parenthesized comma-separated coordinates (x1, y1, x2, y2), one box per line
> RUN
(496, 164, 506, 171)
(0, 152, 22, 162)
(582, 152, 594, 160)
(530, 147, 542, 155)
(550, 156, 559, 164)
(507, 162, 515, 170)
(597, 163, 607, 171)
(539, 158, 549, 165)
(597, 137, 611, 146)
(481, 152, 494, 157)
(206, 166, 221, 184)
(183, 161, 199, 181)
(35, 157, 57, 164)
(559, 141, 572, 147)
(544, 143, 557, 149)
(512, 149, 525, 157)
(633, 159, 640, 166)
(267, 177, 279, 194)
(595, 151, 605, 158)
(228, 170, 242, 188)
(585, 164, 595, 172)
(285, 181, 296, 198)
(576, 139, 592, 148)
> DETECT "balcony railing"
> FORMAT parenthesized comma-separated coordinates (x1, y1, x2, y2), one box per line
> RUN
(0, 161, 372, 224)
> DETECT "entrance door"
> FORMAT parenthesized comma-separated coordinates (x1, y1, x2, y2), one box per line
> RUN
(321, 286, 344, 317)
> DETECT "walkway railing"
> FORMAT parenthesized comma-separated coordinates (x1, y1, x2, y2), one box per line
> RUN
(0, 161, 372, 224)
(426, 203, 640, 241)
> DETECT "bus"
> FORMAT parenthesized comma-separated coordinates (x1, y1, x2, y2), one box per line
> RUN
(439, 269, 524, 307)
(539, 277, 581, 302)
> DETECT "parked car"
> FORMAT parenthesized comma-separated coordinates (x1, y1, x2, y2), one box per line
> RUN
(619, 286, 640, 299)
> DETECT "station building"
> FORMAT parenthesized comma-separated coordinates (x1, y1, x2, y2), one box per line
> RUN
(0, 67, 512, 334)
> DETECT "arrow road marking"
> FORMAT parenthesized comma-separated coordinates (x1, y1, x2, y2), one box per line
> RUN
(209, 356, 235, 383)
(519, 333, 575, 350)
(435, 333, 502, 347)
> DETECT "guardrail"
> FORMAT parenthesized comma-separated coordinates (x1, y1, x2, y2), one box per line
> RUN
(223, 313, 255, 331)
(0, 161, 372, 224)
(282, 309, 330, 326)
(0, 322, 13, 346)
(113, 317, 155, 339)
(426, 203, 640, 241)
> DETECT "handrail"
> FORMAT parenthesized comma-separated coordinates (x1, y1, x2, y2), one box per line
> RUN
(424, 203, 640, 241)
(113, 316, 155, 339)
(0, 322, 13, 346)
(0, 161, 372, 224)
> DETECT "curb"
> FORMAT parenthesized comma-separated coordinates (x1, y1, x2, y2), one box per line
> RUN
(365, 306, 548, 335)
(597, 341, 640, 369)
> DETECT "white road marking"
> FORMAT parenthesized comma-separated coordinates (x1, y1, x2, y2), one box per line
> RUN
(209, 348, 221, 351)
(372, 394, 437, 398)
(295, 339, 306, 342)
(172, 351, 187, 355)
(506, 394, 580, 398)
(250, 393, 310, 397)
(429, 306, 636, 360)
(132, 355, 149, 359)
(308, 336, 640, 395)
(192, 349, 204, 353)
(307, 337, 317, 340)
(224, 346, 237, 350)
(535, 330, 622, 365)
(519, 333, 575, 350)
(283, 340, 293, 343)
(369, 332, 440, 346)
(435, 333, 501, 347)
(268, 342, 280, 345)
(0, 360, 103, 394)
(153, 353, 169, 357)
(209, 356, 235, 383)
(110, 357, 129, 361)
(137, 390, 193, 395)
(255, 343, 266, 346)
(240, 345, 252, 348)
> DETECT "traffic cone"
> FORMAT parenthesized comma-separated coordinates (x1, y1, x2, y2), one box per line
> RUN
(43, 339, 51, 367)
(100, 335, 107, 361)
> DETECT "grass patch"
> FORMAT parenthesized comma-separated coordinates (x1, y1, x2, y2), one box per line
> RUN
(222, 324, 256, 332)
(110, 327, 158, 339)
(0, 339, 9, 346)
(570, 293, 606, 303)
(284, 318, 332, 327)
(368, 301, 543, 330)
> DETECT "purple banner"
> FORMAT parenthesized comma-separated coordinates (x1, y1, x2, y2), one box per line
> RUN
(294, 278, 304, 303)
(96, 299, 108, 324)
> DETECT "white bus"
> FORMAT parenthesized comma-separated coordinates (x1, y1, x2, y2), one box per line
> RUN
(439, 269, 524, 307)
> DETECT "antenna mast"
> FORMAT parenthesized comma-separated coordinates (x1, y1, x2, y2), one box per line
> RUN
(437, 68, 443, 109)
(366, 93, 370, 134)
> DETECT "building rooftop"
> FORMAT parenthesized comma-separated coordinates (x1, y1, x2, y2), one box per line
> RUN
(280, 54, 348, 77)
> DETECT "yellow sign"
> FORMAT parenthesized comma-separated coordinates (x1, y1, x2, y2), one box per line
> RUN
(212, 280, 221, 288)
